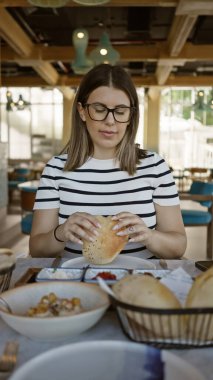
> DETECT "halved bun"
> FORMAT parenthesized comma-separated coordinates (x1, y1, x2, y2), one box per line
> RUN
(82, 215, 128, 265)
(185, 265, 213, 308)
(113, 274, 181, 309)
(185, 266, 213, 340)
(113, 274, 183, 338)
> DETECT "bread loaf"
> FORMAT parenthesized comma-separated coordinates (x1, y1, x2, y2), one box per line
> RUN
(113, 274, 183, 338)
(185, 266, 213, 340)
(82, 215, 128, 265)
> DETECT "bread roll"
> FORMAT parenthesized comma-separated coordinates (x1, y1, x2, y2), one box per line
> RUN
(185, 266, 213, 340)
(82, 215, 128, 265)
(113, 274, 183, 338)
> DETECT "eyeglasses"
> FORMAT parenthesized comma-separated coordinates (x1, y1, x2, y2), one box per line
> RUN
(84, 103, 135, 123)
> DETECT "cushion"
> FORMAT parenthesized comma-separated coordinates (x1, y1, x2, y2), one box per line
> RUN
(21, 213, 33, 235)
(182, 209, 212, 225)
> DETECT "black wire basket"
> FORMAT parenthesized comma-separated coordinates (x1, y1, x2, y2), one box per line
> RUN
(110, 295, 213, 349)
(0, 264, 15, 293)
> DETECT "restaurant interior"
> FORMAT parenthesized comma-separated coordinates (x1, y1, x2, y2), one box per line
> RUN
(0, 0, 212, 260)
(0, 1, 213, 378)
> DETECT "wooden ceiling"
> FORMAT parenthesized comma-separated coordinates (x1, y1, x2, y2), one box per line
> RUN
(0, 0, 213, 97)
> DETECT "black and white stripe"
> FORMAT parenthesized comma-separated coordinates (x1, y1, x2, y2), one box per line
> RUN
(34, 151, 179, 258)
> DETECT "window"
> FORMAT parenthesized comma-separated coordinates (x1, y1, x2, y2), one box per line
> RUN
(160, 87, 213, 169)
(0, 87, 63, 161)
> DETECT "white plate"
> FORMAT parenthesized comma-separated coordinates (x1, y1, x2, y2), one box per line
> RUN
(10, 341, 204, 380)
(62, 255, 156, 270)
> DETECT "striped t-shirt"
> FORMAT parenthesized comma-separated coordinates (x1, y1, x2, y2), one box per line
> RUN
(34, 151, 179, 258)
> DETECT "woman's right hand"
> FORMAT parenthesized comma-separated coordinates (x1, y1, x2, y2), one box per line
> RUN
(55, 212, 101, 245)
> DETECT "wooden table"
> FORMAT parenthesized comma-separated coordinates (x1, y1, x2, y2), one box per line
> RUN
(0, 257, 212, 379)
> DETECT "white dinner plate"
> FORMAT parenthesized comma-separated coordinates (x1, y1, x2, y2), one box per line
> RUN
(10, 341, 204, 380)
(61, 255, 156, 270)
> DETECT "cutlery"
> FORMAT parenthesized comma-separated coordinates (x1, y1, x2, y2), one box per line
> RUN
(159, 259, 168, 270)
(97, 277, 116, 299)
(0, 341, 19, 377)
(51, 254, 62, 270)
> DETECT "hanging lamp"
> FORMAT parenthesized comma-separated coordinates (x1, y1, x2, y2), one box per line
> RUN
(72, 0, 110, 5)
(28, 0, 69, 7)
(16, 94, 31, 111)
(71, 29, 93, 75)
(89, 32, 120, 65)
(6, 91, 30, 111)
(6, 91, 16, 112)
(192, 90, 208, 112)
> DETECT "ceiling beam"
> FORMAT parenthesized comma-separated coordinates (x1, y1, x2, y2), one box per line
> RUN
(0, 7, 33, 57)
(0, 7, 71, 93)
(2, 42, 213, 63)
(1, 1, 212, 90)
(0, 0, 178, 7)
(156, 63, 174, 85)
(58, 86, 75, 100)
(153, 0, 199, 85)
(2, 74, 213, 88)
(167, 15, 197, 57)
(176, 0, 213, 16)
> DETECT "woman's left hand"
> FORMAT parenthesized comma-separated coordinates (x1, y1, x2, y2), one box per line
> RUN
(112, 212, 153, 243)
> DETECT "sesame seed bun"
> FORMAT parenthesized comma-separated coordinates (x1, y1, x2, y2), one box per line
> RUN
(82, 215, 128, 265)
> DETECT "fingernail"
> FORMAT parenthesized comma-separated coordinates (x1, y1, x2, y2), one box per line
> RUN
(116, 231, 125, 236)
(89, 236, 96, 242)
(112, 224, 119, 230)
(93, 230, 99, 236)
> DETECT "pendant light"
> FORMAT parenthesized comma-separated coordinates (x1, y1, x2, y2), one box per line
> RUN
(16, 94, 31, 110)
(89, 32, 120, 65)
(6, 91, 17, 111)
(72, 0, 110, 5)
(6, 91, 30, 111)
(71, 29, 93, 75)
(192, 90, 208, 112)
(28, 0, 69, 7)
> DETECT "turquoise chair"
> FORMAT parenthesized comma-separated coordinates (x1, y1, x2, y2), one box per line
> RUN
(8, 168, 32, 203)
(180, 181, 213, 259)
(20, 188, 36, 235)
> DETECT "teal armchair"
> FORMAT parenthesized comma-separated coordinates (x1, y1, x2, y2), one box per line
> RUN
(180, 181, 213, 259)
(8, 167, 32, 203)
(20, 188, 36, 235)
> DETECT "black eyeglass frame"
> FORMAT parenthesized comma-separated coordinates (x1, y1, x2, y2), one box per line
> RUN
(83, 103, 135, 123)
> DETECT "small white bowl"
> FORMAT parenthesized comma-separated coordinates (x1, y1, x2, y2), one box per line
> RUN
(36, 267, 84, 282)
(84, 267, 129, 284)
(0, 282, 109, 341)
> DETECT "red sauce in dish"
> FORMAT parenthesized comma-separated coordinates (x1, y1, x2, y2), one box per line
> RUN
(92, 271, 117, 280)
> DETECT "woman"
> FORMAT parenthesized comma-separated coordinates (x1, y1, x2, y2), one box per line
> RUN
(30, 64, 186, 259)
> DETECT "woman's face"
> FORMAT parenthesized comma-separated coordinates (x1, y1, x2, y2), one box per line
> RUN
(78, 86, 131, 159)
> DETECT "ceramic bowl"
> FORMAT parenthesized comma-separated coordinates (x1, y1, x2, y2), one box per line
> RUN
(0, 282, 109, 341)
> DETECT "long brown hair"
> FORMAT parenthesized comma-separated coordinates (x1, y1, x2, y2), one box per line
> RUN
(63, 64, 147, 175)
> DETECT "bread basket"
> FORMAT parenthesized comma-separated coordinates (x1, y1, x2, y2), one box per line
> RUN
(0, 249, 16, 293)
(110, 296, 213, 349)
